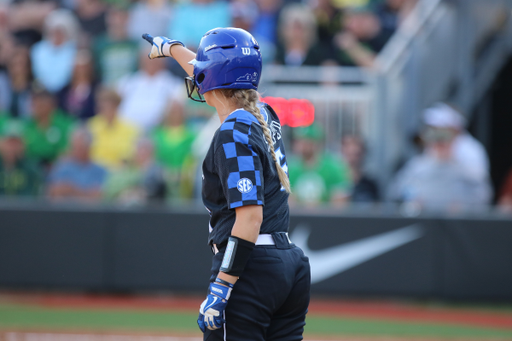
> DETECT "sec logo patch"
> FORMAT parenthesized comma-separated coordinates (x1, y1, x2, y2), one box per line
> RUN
(237, 178, 253, 193)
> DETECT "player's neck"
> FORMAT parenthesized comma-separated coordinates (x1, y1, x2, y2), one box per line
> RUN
(215, 103, 239, 124)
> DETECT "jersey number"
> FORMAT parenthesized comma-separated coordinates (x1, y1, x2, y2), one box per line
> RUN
(275, 147, 288, 191)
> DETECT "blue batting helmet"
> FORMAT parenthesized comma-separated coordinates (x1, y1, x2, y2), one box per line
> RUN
(186, 27, 262, 101)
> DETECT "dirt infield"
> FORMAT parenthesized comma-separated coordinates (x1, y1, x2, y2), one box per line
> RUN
(2, 292, 512, 331)
(1, 331, 511, 341)
(2, 292, 512, 341)
(0, 332, 201, 341)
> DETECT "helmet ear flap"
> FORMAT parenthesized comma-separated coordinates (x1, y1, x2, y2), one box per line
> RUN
(196, 73, 205, 84)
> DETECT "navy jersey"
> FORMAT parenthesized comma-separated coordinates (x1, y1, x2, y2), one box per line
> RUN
(202, 104, 290, 246)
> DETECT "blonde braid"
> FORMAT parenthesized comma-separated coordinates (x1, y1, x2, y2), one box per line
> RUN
(222, 89, 291, 193)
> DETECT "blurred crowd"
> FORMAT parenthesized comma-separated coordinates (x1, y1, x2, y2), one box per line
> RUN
(2, 0, 509, 213)
(0, 0, 413, 206)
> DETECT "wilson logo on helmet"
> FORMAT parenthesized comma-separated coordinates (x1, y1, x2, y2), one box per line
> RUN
(241, 47, 251, 55)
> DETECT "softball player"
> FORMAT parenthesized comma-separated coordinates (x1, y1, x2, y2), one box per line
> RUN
(143, 28, 310, 341)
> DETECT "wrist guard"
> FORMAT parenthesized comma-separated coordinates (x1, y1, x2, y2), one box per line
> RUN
(219, 236, 255, 277)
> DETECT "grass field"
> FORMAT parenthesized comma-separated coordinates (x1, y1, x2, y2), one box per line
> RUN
(1, 292, 512, 340)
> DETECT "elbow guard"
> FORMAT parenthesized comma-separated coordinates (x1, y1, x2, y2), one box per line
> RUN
(219, 236, 255, 277)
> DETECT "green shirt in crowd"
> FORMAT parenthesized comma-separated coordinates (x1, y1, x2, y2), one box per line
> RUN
(93, 35, 139, 85)
(151, 125, 196, 199)
(0, 158, 42, 196)
(288, 153, 352, 204)
(0, 112, 10, 133)
(23, 111, 74, 164)
(152, 125, 195, 170)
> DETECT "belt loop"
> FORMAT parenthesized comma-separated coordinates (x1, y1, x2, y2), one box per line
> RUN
(272, 232, 292, 249)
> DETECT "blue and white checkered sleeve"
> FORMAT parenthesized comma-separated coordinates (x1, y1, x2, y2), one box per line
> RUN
(214, 121, 265, 209)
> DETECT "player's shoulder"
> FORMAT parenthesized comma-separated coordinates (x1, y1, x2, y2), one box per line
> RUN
(214, 109, 258, 146)
(222, 109, 259, 128)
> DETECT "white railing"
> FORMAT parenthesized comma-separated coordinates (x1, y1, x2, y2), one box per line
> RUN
(259, 0, 512, 191)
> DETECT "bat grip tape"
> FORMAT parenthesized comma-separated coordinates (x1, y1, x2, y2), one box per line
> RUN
(219, 236, 255, 277)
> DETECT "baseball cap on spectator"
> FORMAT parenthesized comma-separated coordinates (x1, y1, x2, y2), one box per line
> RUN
(294, 124, 324, 141)
(423, 102, 466, 129)
(44, 8, 80, 43)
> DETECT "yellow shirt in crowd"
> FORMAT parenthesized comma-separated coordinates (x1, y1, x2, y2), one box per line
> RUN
(88, 115, 139, 170)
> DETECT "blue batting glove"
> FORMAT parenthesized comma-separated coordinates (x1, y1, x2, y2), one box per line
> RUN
(197, 313, 206, 333)
(197, 280, 233, 332)
(142, 33, 184, 59)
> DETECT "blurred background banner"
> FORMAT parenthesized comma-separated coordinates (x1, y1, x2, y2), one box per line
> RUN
(1, 204, 511, 301)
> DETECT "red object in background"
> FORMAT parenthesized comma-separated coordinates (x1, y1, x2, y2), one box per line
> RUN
(262, 97, 315, 127)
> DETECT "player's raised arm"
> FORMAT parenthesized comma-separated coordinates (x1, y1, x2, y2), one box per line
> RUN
(142, 33, 195, 76)
(141, 27, 310, 338)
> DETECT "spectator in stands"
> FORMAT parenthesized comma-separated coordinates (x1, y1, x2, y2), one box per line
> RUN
(374, 0, 416, 33)
(88, 87, 139, 171)
(275, 4, 330, 66)
(388, 113, 492, 212)
(57, 49, 97, 121)
(231, 0, 259, 32)
(23, 88, 74, 167)
(0, 17, 14, 111)
(310, 0, 344, 48)
(341, 134, 379, 202)
(1, 45, 33, 118)
(47, 127, 107, 202)
(167, 0, 231, 49)
(73, 0, 107, 40)
(92, 5, 138, 86)
(151, 100, 196, 199)
(288, 124, 352, 206)
(0, 5, 9, 43)
(498, 169, 512, 212)
(117, 52, 182, 132)
(252, 0, 282, 62)
(30, 9, 79, 92)
(0, 120, 42, 197)
(127, 0, 172, 41)
(333, 7, 393, 67)
(104, 138, 167, 205)
(8, 1, 56, 47)
(423, 103, 490, 183)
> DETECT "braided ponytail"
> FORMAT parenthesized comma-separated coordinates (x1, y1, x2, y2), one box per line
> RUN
(221, 89, 291, 194)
